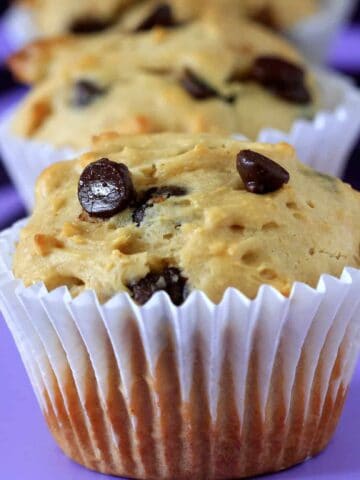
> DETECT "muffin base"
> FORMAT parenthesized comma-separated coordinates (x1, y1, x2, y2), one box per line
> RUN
(41, 325, 350, 480)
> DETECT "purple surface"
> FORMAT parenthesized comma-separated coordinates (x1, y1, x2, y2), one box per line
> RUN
(0, 186, 25, 230)
(329, 27, 360, 70)
(1, 311, 360, 480)
(0, 16, 15, 62)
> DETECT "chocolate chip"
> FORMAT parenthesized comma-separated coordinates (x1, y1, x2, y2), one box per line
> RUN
(249, 56, 311, 104)
(250, 6, 279, 30)
(128, 267, 187, 305)
(135, 3, 178, 31)
(78, 158, 135, 218)
(274, 83, 312, 104)
(227, 69, 249, 84)
(180, 68, 236, 103)
(72, 80, 107, 107)
(69, 17, 113, 34)
(237, 150, 290, 194)
(133, 186, 187, 226)
(180, 69, 217, 100)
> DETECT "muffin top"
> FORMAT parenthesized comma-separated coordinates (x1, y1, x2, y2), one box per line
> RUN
(241, 0, 318, 29)
(14, 133, 360, 304)
(9, 21, 317, 146)
(18, 0, 137, 36)
(19, 0, 318, 37)
(9, 15, 305, 84)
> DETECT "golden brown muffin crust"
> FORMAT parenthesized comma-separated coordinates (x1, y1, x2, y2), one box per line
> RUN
(13, 133, 360, 304)
(9, 21, 317, 145)
(16, 0, 318, 38)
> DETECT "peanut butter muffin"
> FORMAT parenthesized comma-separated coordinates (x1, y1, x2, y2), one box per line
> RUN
(8, 21, 317, 147)
(17, 0, 318, 36)
(14, 133, 360, 304)
(4, 132, 360, 480)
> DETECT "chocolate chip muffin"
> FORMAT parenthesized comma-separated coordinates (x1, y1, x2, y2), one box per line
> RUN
(14, 133, 360, 304)
(6, 132, 360, 480)
(18, 0, 318, 37)
(9, 21, 317, 147)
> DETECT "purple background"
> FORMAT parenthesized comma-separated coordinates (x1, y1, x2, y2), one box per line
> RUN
(1, 1, 360, 479)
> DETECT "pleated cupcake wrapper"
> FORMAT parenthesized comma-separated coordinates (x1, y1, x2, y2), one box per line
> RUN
(1, 220, 360, 479)
(1, 68, 359, 212)
(1, 0, 355, 63)
(0, 112, 79, 209)
(0, 5, 38, 57)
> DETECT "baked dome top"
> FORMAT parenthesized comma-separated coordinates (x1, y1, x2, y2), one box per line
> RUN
(14, 133, 360, 304)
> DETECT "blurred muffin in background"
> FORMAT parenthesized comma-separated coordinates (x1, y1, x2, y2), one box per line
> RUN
(16, 0, 318, 37)
(7, 19, 317, 149)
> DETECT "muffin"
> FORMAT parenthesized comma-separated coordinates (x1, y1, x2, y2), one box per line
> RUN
(13, 132, 360, 301)
(16, 0, 318, 36)
(241, 0, 318, 30)
(2, 133, 360, 480)
(8, 1, 350, 65)
(9, 20, 317, 147)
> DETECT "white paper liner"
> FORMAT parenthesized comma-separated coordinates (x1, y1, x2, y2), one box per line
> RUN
(1, 5, 38, 55)
(0, 118, 78, 209)
(1, 218, 360, 478)
(1, 67, 359, 212)
(286, 0, 357, 64)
